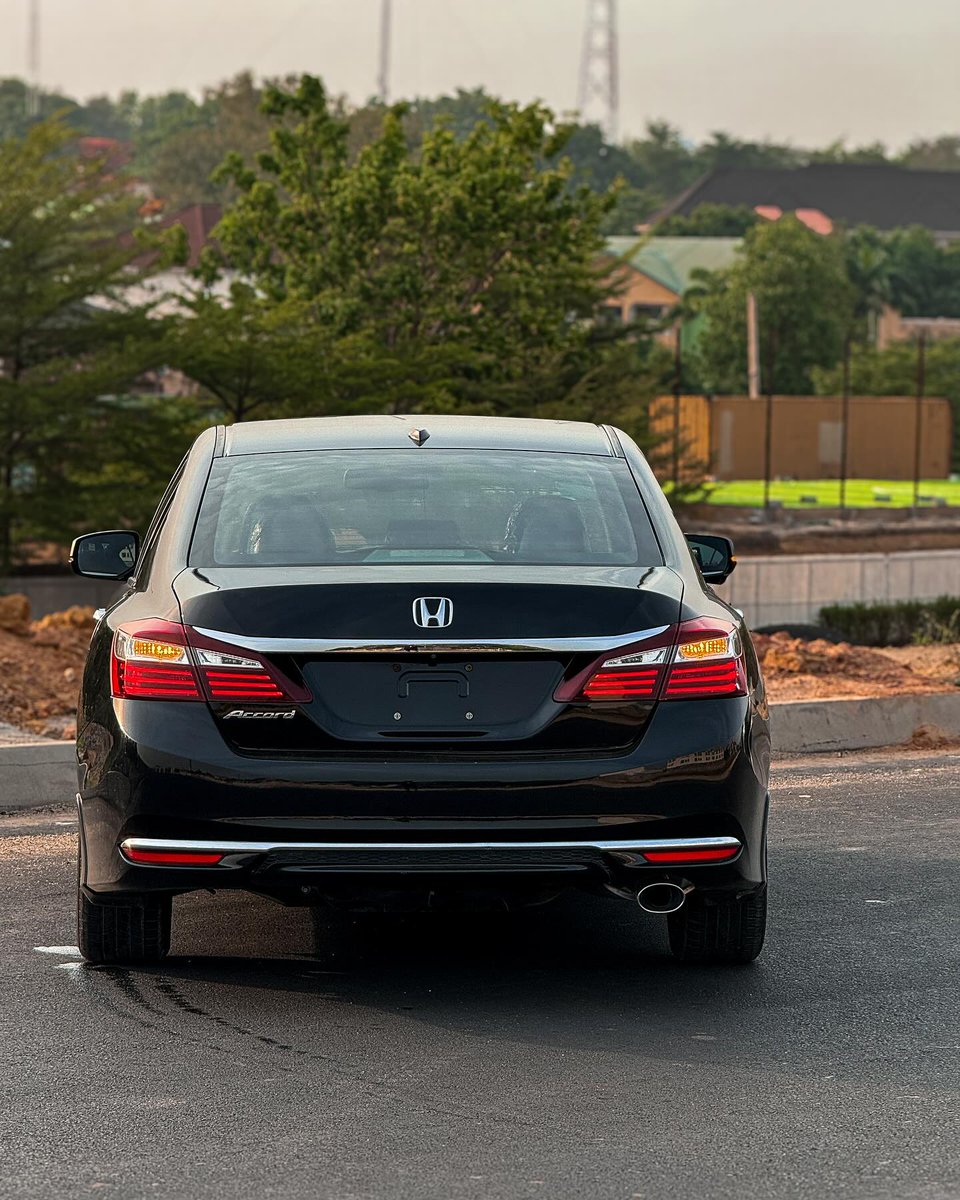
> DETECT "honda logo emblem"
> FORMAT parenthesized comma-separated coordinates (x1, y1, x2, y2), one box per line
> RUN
(412, 596, 453, 628)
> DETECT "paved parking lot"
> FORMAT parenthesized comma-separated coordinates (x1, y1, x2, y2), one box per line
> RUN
(1, 752, 958, 1199)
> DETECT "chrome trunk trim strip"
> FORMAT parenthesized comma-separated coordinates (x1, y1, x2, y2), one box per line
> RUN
(190, 625, 672, 656)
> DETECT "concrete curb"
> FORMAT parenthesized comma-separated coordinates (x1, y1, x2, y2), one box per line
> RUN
(769, 691, 960, 754)
(1, 692, 959, 810)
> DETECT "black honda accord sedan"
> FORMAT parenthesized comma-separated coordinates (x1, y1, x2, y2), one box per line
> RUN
(71, 415, 770, 965)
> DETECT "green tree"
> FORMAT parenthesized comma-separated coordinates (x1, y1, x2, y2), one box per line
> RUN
(887, 226, 960, 317)
(688, 217, 855, 394)
(808, 139, 889, 164)
(165, 285, 330, 422)
(693, 131, 803, 173)
(843, 226, 893, 342)
(657, 203, 760, 237)
(900, 136, 960, 171)
(146, 73, 273, 209)
(205, 76, 649, 427)
(0, 118, 183, 567)
(624, 121, 698, 206)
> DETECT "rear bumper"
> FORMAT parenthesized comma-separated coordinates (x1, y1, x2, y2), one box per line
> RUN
(101, 833, 761, 903)
(77, 693, 771, 899)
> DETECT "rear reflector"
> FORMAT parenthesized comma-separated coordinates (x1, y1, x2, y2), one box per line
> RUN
(641, 846, 740, 864)
(123, 848, 224, 866)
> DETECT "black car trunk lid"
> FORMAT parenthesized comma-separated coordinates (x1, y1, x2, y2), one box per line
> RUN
(174, 566, 682, 757)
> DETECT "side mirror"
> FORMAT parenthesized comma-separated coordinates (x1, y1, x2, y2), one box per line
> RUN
(686, 533, 737, 585)
(69, 530, 139, 580)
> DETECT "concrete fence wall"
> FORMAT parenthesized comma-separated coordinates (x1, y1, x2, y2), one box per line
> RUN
(724, 549, 960, 628)
(6, 548, 960, 628)
(1, 576, 122, 618)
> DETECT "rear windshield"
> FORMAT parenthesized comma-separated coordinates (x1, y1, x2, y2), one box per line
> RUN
(189, 450, 662, 567)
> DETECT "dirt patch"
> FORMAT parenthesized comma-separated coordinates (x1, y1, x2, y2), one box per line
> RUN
(0, 600, 93, 738)
(905, 724, 960, 750)
(754, 631, 960, 701)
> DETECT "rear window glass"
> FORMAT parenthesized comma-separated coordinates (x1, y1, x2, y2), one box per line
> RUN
(189, 450, 662, 568)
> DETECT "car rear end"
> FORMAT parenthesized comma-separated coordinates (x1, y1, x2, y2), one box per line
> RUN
(75, 417, 770, 964)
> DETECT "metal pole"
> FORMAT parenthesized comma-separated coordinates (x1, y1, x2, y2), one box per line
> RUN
(672, 323, 682, 490)
(839, 336, 851, 510)
(763, 392, 773, 510)
(746, 292, 760, 399)
(26, 0, 40, 117)
(377, 0, 392, 103)
(913, 331, 926, 508)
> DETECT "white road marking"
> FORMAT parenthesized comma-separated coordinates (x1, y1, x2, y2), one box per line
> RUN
(34, 945, 81, 956)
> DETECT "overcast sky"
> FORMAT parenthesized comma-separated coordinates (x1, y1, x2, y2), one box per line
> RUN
(0, 0, 956, 148)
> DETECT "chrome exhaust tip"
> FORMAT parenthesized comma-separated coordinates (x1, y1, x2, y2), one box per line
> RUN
(636, 882, 690, 915)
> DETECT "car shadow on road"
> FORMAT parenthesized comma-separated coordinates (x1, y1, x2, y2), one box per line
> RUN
(86, 889, 775, 1047)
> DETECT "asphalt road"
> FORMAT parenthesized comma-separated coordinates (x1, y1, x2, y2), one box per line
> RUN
(2, 752, 958, 1200)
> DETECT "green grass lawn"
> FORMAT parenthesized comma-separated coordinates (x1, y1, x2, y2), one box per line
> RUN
(695, 479, 960, 508)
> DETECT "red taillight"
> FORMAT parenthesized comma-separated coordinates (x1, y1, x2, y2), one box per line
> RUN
(110, 619, 309, 704)
(582, 667, 661, 700)
(115, 663, 203, 699)
(663, 660, 743, 698)
(567, 619, 747, 703)
(641, 846, 741, 864)
(123, 847, 224, 866)
(201, 669, 285, 700)
(111, 620, 202, 701)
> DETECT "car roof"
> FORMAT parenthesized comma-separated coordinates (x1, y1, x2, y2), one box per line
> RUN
(219, 414, 618, 457)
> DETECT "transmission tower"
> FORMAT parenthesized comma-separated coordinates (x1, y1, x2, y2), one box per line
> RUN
(577, 0, 620, 142)
(26, 0, 40, 117)
(377, 0, 392, 103)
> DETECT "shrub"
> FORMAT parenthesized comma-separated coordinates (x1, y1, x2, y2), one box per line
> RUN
(818, 597, 960, 646)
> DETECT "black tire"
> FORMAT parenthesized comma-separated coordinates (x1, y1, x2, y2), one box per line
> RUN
(667, 889, 766, 964)
(78, 889, 172, 965)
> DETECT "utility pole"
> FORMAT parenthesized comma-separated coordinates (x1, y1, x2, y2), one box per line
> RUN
(746, 292, 760, 400)
(838, 335, 851, 511)
(913, 330, 927, 508)
(377, 0, 392, 104)
(577, 0, 620, 142)
(26, 0, 40, 118)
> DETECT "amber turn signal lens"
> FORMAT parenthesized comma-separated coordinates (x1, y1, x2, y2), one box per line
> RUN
(130, 638, 186, 662)
(677, 637, 728, 660)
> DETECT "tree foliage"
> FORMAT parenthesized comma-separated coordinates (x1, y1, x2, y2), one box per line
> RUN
(657, 203, 761, 237)
(0, 118, 192, 568)
(886, 227, 960, 317)
(688, 218, 855, 394)
(197, 77, 658, 428)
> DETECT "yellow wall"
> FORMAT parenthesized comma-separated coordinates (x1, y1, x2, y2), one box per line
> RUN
(650, 395, 953, 482)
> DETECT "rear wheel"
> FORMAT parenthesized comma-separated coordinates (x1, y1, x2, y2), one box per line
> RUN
(667, 889, 766, 964)
(78, 889, 172, 965)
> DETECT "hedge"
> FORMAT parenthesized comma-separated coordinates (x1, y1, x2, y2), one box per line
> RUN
(818, 597, 960, 646)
